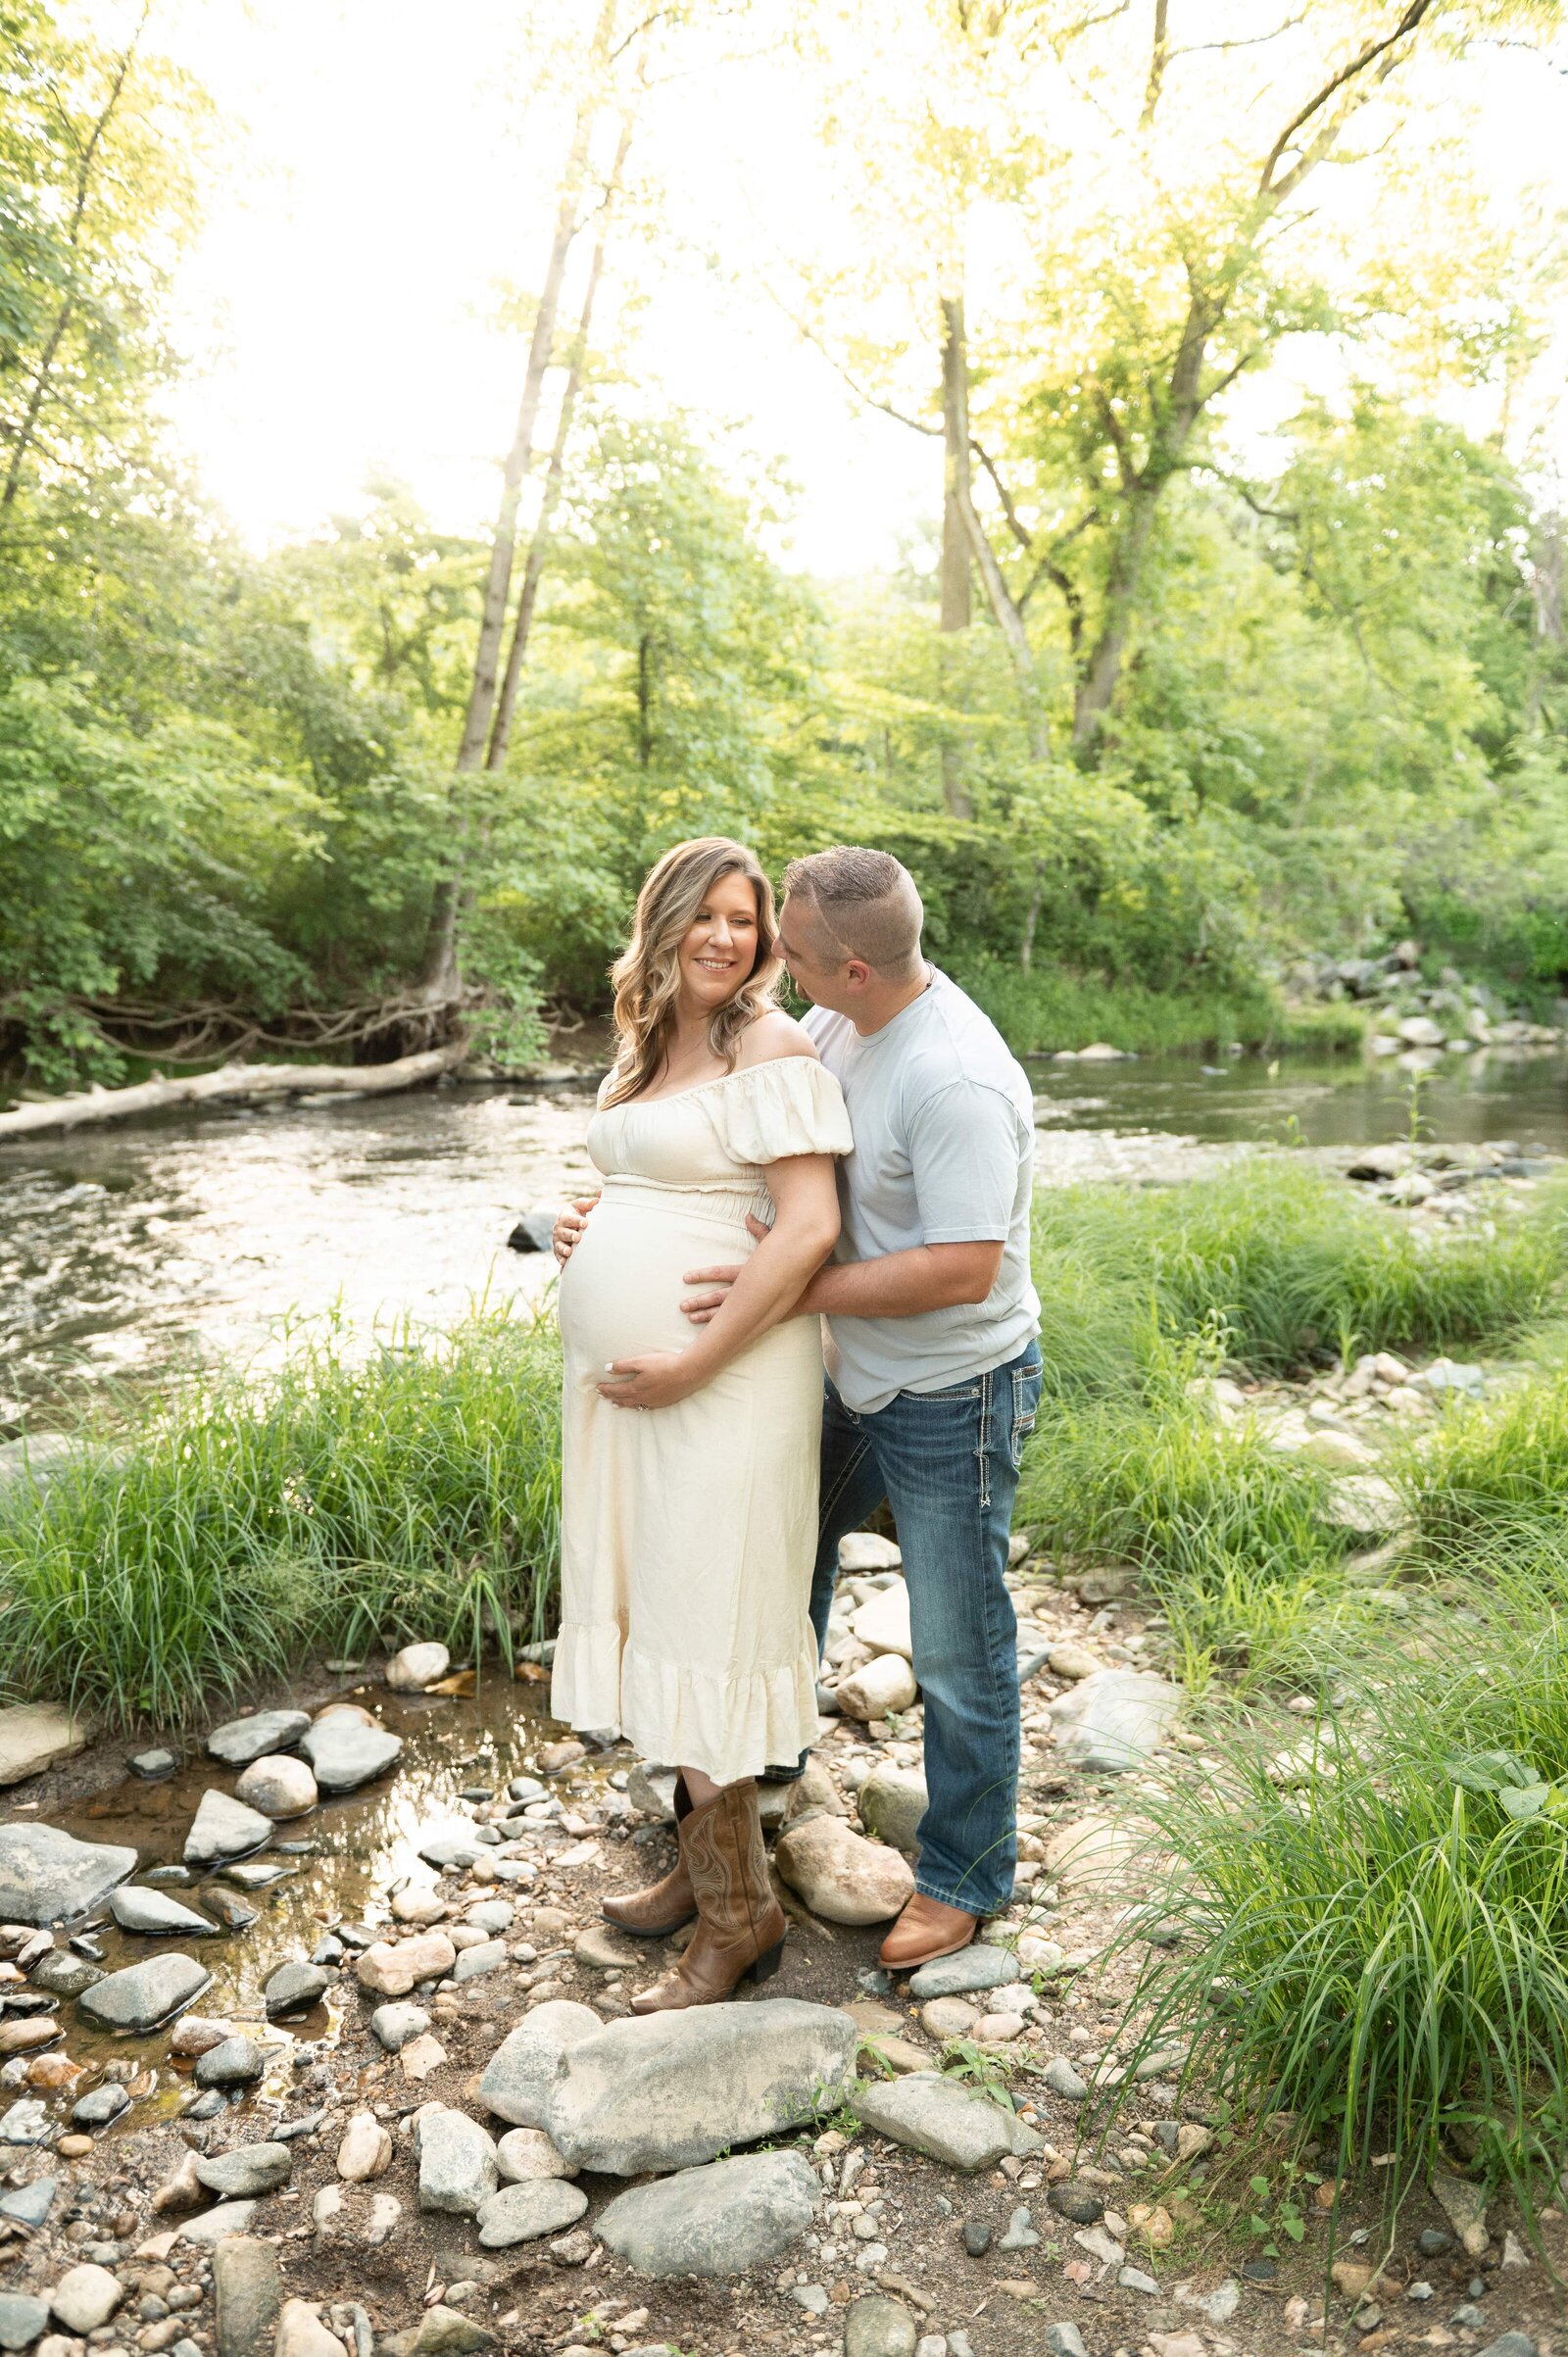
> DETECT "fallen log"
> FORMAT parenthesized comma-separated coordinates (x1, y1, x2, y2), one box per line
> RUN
(0, 1041, 469, 1141)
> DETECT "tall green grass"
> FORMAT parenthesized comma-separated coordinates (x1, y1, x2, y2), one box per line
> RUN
(0, 1307, 562, 1731)
(1034, 1160, 1565, 1382)
(1400, 1360, 1568, 1548)
(958, 962, 1291, 1058)
(1117, 1535, 1568, 2207)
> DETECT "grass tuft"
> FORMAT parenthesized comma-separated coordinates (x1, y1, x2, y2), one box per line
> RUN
(0, 1305, 562, 1731)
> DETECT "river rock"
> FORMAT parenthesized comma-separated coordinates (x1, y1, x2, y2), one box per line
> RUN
(496, 2127, 578, 2182)
(0, 2099, 50, 2145)
(207, 1710, 311, 1767)
(180, 2198, 259, 2244)
(370, 2001, 430, 2053)
(840, 1533, 902, 1572)
(1431, 2168, 1489, 2258)
(417, 1822, 484, 1871)
(466, 1898, 514, 1935)
(854, 2073, 1041, 2171)
(909, 1943, 1019, 1999)
(28, 1947, 102, 1996)
(0, 2294, 50, 2349)
(274, 2301, 343, 2357)
(264, 1960, 330, 2017)
(596, 2148, 819, 2277)
(194, 2036, 266, 2088)
(1040, 1812, 1141, 1891)
(0, 1825, 135, 1927)
(171, 2014, 233, 2058)
(0, 1703, 88, 1789)
(110, 1885, 219, 1938)
(212, 2235, 281, 2357)
(70, 2083, 128, 2127)
(0, 2178, 55, 2229)
(835, 1653, 918, 1721)
(852, 1584, 913, 1661)
(775, 1815, 914, 1924)
(474, 2179, 587, 2248)
(236, 1755, 318, 1819)
(545, 1998, 857, 2174)
(354, 1932, 456, 1997)
(49, 2265, 122, 2332)
(1049, 1669, 1180, 1771)
(453, 1938, 508, 1983)
(336, 2114, 393, 2182)
(78, 1950, 212, 2032)
(477, 1999, 602, 2127)
(844, 2296, 918, 2357)
(185, 1790, 273, 1867)
(857, 1763, 927, 1854)
(386, 1642, 451, 1692)
(301, 1717, 403, 1793)
(416, 2104, 499, 2214)
(196, 2141, 292, 2198)
(1044, 2054, 1089, 2100)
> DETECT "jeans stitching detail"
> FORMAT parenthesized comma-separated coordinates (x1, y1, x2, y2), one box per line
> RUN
(976, 1367, 992, 1512)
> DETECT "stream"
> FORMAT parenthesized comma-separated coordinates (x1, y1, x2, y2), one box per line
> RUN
(2, 1046, 1564, 1424)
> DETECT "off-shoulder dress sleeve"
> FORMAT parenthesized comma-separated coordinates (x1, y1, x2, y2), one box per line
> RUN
(703, 1056, 853, 1166)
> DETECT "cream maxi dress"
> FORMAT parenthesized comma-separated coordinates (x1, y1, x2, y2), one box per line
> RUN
(552, 1056, 853, 1785)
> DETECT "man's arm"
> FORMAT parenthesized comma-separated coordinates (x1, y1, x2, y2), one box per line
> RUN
(680, 1223, 1001, 1324)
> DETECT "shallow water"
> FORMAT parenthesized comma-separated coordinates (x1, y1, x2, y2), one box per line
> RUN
(17, 1676, 600, 2114)
(1, 1048, 1563, 1419)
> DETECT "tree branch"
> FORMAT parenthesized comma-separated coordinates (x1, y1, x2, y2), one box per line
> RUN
(1258, 0, 1436, 199)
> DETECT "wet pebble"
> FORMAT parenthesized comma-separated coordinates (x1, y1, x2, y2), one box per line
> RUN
(194, 2037, 266, 2089)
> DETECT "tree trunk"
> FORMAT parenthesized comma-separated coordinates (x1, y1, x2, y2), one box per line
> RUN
(0, 1044, 468, 1142)
(1070, 485, 1159, 752)
(487, 103, 636, 772)
(635, 632, 654, 769)
(938, 286, 974, 819)
(942, 290, 1051, 767)
(416, 0, 618, 997)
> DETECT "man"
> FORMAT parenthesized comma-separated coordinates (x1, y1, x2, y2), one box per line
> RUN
(682, 845, 1042, 1969)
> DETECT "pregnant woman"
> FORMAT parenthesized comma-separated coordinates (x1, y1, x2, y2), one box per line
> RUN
(551, 836, 851, 2011)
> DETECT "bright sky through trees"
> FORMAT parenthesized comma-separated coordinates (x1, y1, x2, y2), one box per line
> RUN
(88, 0, 1568, 574)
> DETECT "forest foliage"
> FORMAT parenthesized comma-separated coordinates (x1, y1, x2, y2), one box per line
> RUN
(2, 0, 1566, 1088)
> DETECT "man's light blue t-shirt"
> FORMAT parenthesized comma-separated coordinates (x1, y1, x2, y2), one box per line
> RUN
(803, 968, 1041, 1414)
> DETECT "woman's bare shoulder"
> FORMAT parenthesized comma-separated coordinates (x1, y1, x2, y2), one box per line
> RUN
(736, 1009, 820, 1067)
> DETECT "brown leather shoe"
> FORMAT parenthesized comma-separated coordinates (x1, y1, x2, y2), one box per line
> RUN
(878, 1893, 978, 1971)
(603, 1775, 696, 1939)
(630, 1780, 786, 2013)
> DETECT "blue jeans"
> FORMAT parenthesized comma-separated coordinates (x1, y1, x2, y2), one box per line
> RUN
(807, 1340, 1043, 1919)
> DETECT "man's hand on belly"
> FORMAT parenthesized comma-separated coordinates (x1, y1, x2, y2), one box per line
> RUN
(679, 1211, 768, 1326)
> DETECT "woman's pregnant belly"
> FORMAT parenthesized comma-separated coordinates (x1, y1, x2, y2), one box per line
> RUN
(557, 1185, 760, 1372)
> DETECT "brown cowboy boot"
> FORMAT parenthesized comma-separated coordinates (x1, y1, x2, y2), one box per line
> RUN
(603, 1775, 696, 1939)
(629, 1779, 786, 2014)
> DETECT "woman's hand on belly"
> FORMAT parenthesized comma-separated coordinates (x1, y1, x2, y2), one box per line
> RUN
(597, 1350, 701, 1411)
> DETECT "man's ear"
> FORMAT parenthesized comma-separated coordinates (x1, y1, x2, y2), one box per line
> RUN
(844, 958, 873, 989)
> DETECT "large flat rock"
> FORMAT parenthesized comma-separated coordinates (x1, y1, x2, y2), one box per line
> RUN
(545, 1998, 857, 2175)
(185, 1791, 273, 1868)
(207, 1710, 310, 1767)
(0, 1824, 136, 1927)
(1048, 1669, 1180, 1772)
(78, 1950, 213, 2033)
(0, 1702, 88, 1788)
(595, 2150, 820, 2277)
(854, 2073, 1042, 2172)
(300, 1718, 403, 1793)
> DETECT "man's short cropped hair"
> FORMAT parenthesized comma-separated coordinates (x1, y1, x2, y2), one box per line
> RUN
(781, 846, 925, 976)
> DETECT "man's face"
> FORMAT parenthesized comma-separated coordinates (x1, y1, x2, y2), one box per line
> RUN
(776, 893, 854, 1012)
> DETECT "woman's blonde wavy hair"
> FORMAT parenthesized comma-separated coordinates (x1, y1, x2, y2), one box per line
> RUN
(603, 837, 782, 1106)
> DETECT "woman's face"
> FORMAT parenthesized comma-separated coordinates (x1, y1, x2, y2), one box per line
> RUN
(675, 868, 760, 1014)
